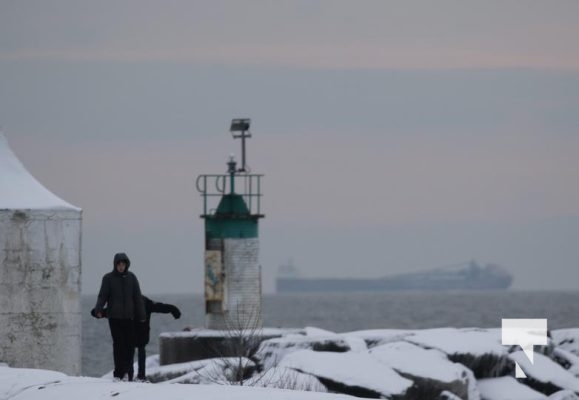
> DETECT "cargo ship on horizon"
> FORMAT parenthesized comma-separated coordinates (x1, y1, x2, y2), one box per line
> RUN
(276, 260, 513, 293)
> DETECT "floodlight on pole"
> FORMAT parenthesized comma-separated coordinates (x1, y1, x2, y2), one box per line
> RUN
(230, 118, 251, 172)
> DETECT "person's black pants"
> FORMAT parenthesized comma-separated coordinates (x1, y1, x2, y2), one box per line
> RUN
(128, 346, 146, 380)
(108, 318, 135, 380)
(137, 346, 146, 379)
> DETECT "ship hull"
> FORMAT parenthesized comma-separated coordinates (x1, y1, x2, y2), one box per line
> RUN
(276, 275, 513, 293)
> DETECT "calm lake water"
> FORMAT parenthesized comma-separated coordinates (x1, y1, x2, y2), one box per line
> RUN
(82, 290, 579, 377)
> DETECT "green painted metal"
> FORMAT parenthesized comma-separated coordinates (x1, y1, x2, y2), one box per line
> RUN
(205, 193, 259, 239)
(215, 194, 250, 215)
(205, 218, 258, 239)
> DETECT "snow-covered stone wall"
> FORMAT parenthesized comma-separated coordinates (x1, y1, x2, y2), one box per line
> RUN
(206, 238, 261, 330)
(0, 208, 82, 375)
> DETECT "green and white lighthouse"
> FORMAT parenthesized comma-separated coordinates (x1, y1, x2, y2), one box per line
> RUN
(196, 119, 264, 330)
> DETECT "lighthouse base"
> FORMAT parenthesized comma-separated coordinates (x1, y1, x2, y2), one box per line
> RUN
(159, 328, 302, 365)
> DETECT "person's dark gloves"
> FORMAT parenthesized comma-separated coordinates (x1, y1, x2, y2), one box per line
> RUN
(91, 308, 106, 318)
(170, 305, 181, 319)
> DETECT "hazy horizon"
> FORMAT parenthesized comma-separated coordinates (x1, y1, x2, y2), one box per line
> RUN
(1, 1, 578, 295)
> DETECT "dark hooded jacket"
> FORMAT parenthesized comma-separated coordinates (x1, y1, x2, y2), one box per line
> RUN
(135, 296, 181, 347)
(91, 295, 181, 346)
(94, 253, 146, 321)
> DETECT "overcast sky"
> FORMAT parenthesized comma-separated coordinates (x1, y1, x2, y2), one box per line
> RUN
(1, 1, 579, 294)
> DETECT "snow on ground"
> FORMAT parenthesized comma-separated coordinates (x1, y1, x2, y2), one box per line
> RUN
(279, 349, 413, 398)
(477, 376, 546, 400)
(102, 355, 161, 380)
(0, 367, 70, 399)
(0, 365, 353, 400)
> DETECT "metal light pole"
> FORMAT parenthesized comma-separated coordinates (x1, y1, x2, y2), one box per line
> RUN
(230, 118, 251, 172)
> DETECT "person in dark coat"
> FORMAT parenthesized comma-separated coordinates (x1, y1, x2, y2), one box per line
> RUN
(132, 296, 181, 381)
(91, 295, 181, 381)
(92, 252, 146, 381)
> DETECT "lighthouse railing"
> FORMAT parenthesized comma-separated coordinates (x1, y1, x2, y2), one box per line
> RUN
(196, 173, 264, 217)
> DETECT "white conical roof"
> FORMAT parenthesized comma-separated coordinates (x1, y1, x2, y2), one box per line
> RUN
(0, 133, 80, 211)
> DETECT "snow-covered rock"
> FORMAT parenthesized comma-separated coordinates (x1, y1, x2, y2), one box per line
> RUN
(552, 348, 579, 377)
(302, 328, 367, 352)
(304, 327, 338, 337)
(144, 358, 211, 383)
(406, 328, 510, 378)
(187, 357, 255, 385)
(244, 366, 328, 392)
(256, 333, 367, 370)
(548, 390, 579, 400)
(510, 351, 579, 395)
(148, 357, 255, 385)
(406, 328, 505, 357)
(279, 349, 413, 398)
(553, 330, 579, 357)
(343, 329, 414, 348)
(438, 390, 465, 400)
(371, 341, 480, 400)
(477, 376, 546, 400)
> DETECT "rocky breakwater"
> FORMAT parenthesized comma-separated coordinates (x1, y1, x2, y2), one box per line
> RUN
(146, 326, 579, 400)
